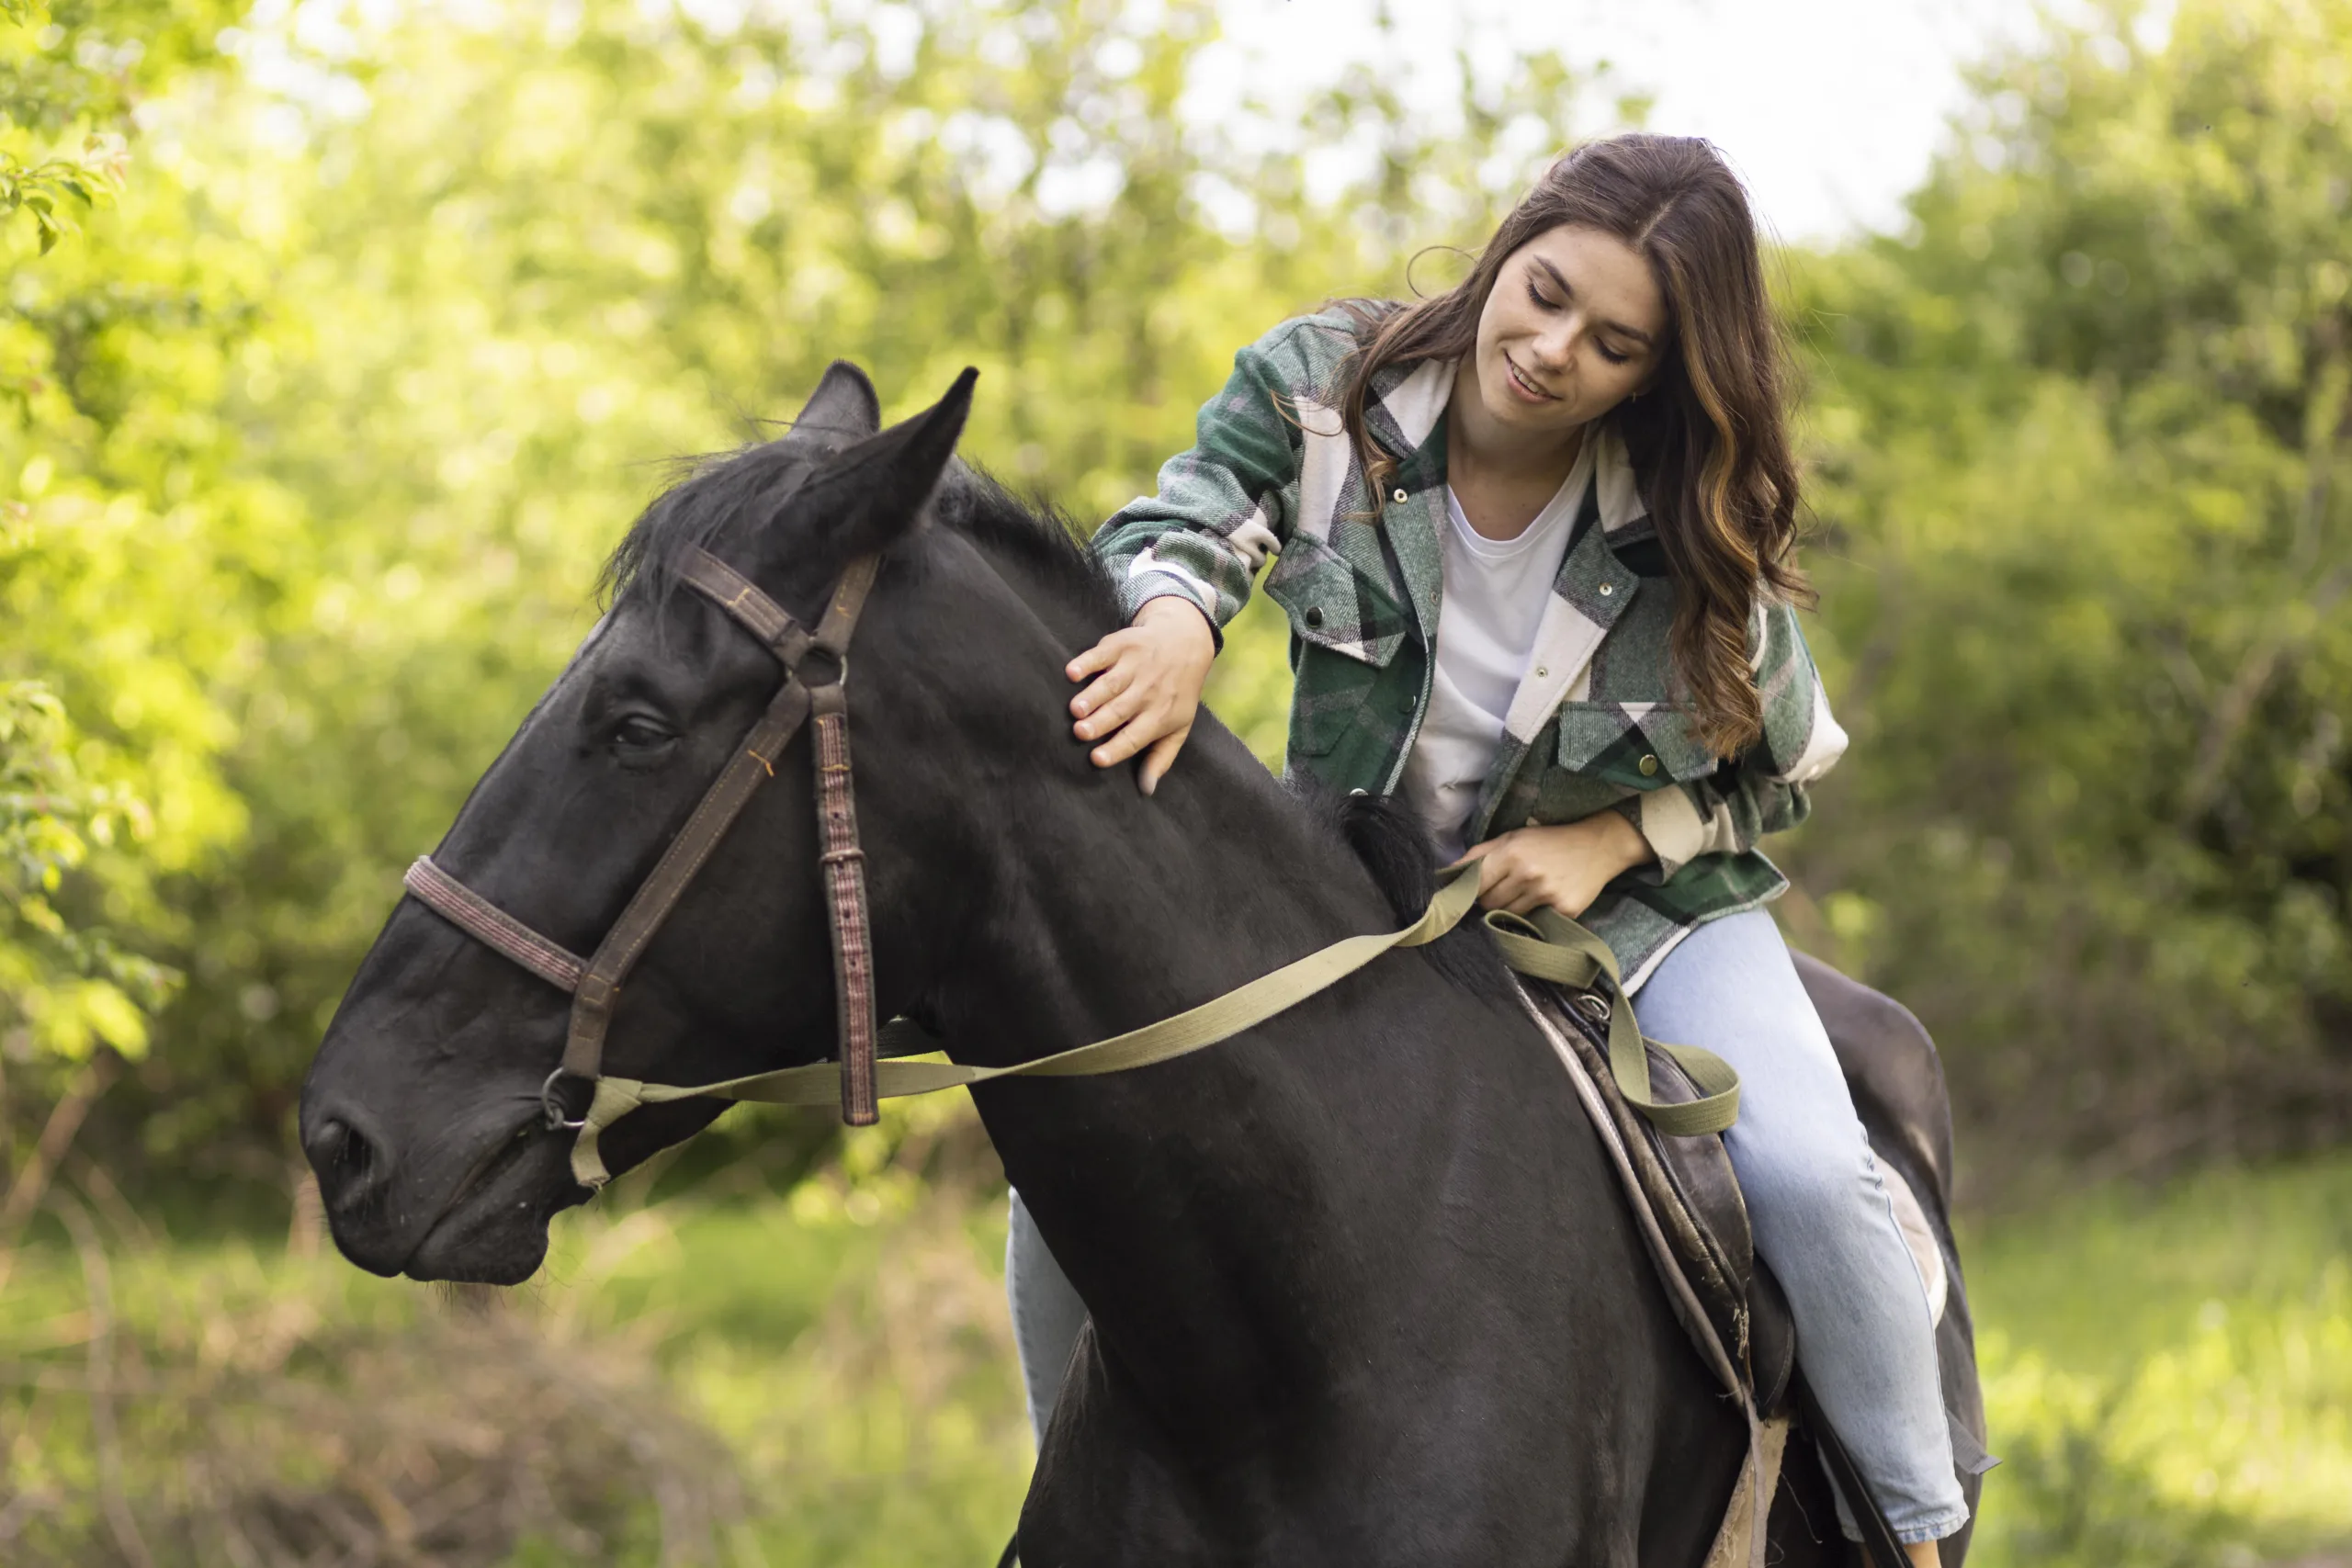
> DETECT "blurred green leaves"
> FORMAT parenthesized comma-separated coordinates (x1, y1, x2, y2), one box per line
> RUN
(0, 0, 244, 1104)
(1782, 0, 2352, 1183)
(0, 679, 173, 1061)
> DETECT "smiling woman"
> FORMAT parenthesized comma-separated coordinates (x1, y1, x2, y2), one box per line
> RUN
(1329, 136, 1804, 760)
(1445, 226, 1665, 533)
(1055, 133, 1974, 1562)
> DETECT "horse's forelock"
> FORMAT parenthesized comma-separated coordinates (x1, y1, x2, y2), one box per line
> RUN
(598, 439, 821, 612)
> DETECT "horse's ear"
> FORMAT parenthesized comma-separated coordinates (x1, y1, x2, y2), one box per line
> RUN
(795, 367, 977, 555)
(790, 360, 884, 448)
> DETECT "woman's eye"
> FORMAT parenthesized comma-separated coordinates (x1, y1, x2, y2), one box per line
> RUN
(611, 715, 673, 750)
(1524, 279, 1556, 310)
(1597, 343, 1631, 366)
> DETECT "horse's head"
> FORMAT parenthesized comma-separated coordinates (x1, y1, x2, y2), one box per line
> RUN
(299, 363, 1023, 1282)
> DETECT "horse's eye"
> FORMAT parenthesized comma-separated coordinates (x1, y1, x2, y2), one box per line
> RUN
(610, 714, 674, 750)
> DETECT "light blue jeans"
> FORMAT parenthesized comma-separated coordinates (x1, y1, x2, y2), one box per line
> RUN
(1005, 908, 1969, 1544)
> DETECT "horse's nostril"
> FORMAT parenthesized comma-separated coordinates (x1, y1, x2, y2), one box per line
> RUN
(307, 1115, 347, 1163)
(305, 1112, 384, 1213)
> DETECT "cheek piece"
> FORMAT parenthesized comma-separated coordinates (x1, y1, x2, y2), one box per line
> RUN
(401, 544, 888, 1174)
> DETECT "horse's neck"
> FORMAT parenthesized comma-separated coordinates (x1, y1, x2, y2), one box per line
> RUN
(937, 720, 1467, 1427)
(942, 727, 1385, 1062)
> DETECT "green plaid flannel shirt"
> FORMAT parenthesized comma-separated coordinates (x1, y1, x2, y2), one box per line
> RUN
(1093, 311, 1847, 989)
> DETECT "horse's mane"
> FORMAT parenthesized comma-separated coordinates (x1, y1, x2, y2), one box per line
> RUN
(596, 432, 1120, 634)
(1317, 788, 1511, 1002)
(927, 463, 1124, 633)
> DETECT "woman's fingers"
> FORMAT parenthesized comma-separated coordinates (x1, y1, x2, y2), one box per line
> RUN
(1066, 598, 1214, 782)
(1137, 727, 1190, 796)
(1475, 843, 1558, 916)
(1066, 635, 1121, 683)
(1501, 881, 1553, 918)
(1479, 861, 1540, 915)
(1474, 850, 1521, 903)
(1070, 662, 1136, 727)
(1457, 823, 1619, 919)
(1089, 704, 1176, 767)
(1077, 680, 1156, 743)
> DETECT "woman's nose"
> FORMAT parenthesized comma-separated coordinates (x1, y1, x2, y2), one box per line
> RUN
(1527, 315, 1580, 372)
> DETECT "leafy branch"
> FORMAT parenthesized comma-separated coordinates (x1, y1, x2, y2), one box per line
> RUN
(0, 0, 136, 253)
(0, 679, 177, 1067)
(0, 134, 129, 252)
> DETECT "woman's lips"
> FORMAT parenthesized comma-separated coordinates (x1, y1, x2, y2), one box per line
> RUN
(1504, 354, 1559, 402)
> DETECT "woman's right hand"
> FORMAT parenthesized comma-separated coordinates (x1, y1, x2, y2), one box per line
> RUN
(1066, 595, 1216, 795)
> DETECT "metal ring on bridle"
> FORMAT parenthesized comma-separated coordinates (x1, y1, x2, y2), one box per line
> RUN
(541, 1068, 590, 1131)
(800, 648, 847, 688)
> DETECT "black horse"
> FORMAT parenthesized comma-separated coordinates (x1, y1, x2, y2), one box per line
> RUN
(300, 367, 1980, 1566)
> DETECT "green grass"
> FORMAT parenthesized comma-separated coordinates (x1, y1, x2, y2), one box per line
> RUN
(1963, 1156, 2352, 1566)
(554, 1178, 1034, 1568)
(5, 1130, 2349, 1565)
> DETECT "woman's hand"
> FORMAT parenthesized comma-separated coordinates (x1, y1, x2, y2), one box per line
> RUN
(1454, 810, 1654, 919)
(1066, 595, 1217, 795)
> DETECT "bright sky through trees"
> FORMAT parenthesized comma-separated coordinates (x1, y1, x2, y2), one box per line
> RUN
(1207, 0, 2059, 242)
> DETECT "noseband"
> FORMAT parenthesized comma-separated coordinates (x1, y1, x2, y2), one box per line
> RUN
(401, 546, 888, 1131)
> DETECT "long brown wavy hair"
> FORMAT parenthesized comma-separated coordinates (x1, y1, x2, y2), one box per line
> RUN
(1335, 135, 1805, 758)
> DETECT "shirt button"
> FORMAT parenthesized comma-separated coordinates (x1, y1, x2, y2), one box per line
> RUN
(1639, 754, 1659, 777)
(1598, 582, 1614, 596)
(1304, 605, 1324, 628)
(1399, 690, 1417, 712)
(1524, 815, 1540, 829)
(1392, 487, 1408, 503)
(1535, 666, 1547, 679)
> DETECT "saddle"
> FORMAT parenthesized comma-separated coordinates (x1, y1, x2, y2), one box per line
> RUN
(1521, 954, 1995, 1564)
(1524, 979, 1801, 1408)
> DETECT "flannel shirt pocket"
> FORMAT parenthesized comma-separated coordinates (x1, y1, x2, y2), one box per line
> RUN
(1286, 647, 1386, 758)
(1264, 535, 1410, 669)
(1555, 701, 1723, 789)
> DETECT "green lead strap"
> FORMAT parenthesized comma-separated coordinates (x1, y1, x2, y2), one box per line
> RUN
(569, 865, 1738, 1188)
(1480, 907, 1741, 1138)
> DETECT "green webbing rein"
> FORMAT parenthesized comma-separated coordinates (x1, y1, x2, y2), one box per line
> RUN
(567, 864, 1740, 1187)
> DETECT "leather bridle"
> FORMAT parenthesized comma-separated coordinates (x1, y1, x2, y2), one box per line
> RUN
(401, 545, 888, 1133)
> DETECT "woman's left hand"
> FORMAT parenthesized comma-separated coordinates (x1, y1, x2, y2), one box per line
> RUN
(1454, 811, 1654, 919)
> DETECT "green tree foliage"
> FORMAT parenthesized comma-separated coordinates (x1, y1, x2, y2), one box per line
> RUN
(1784, 0, 2352, 1177)
(0, 0, 241, 1124)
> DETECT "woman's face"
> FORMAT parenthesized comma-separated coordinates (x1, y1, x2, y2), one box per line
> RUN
(1469, 223, 1668, 440)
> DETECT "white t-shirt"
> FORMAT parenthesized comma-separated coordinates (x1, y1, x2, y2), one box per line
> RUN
(1400, 471, 1585, 861)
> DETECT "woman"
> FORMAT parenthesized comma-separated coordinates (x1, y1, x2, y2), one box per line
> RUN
(1013, 135, 1967, 1561)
